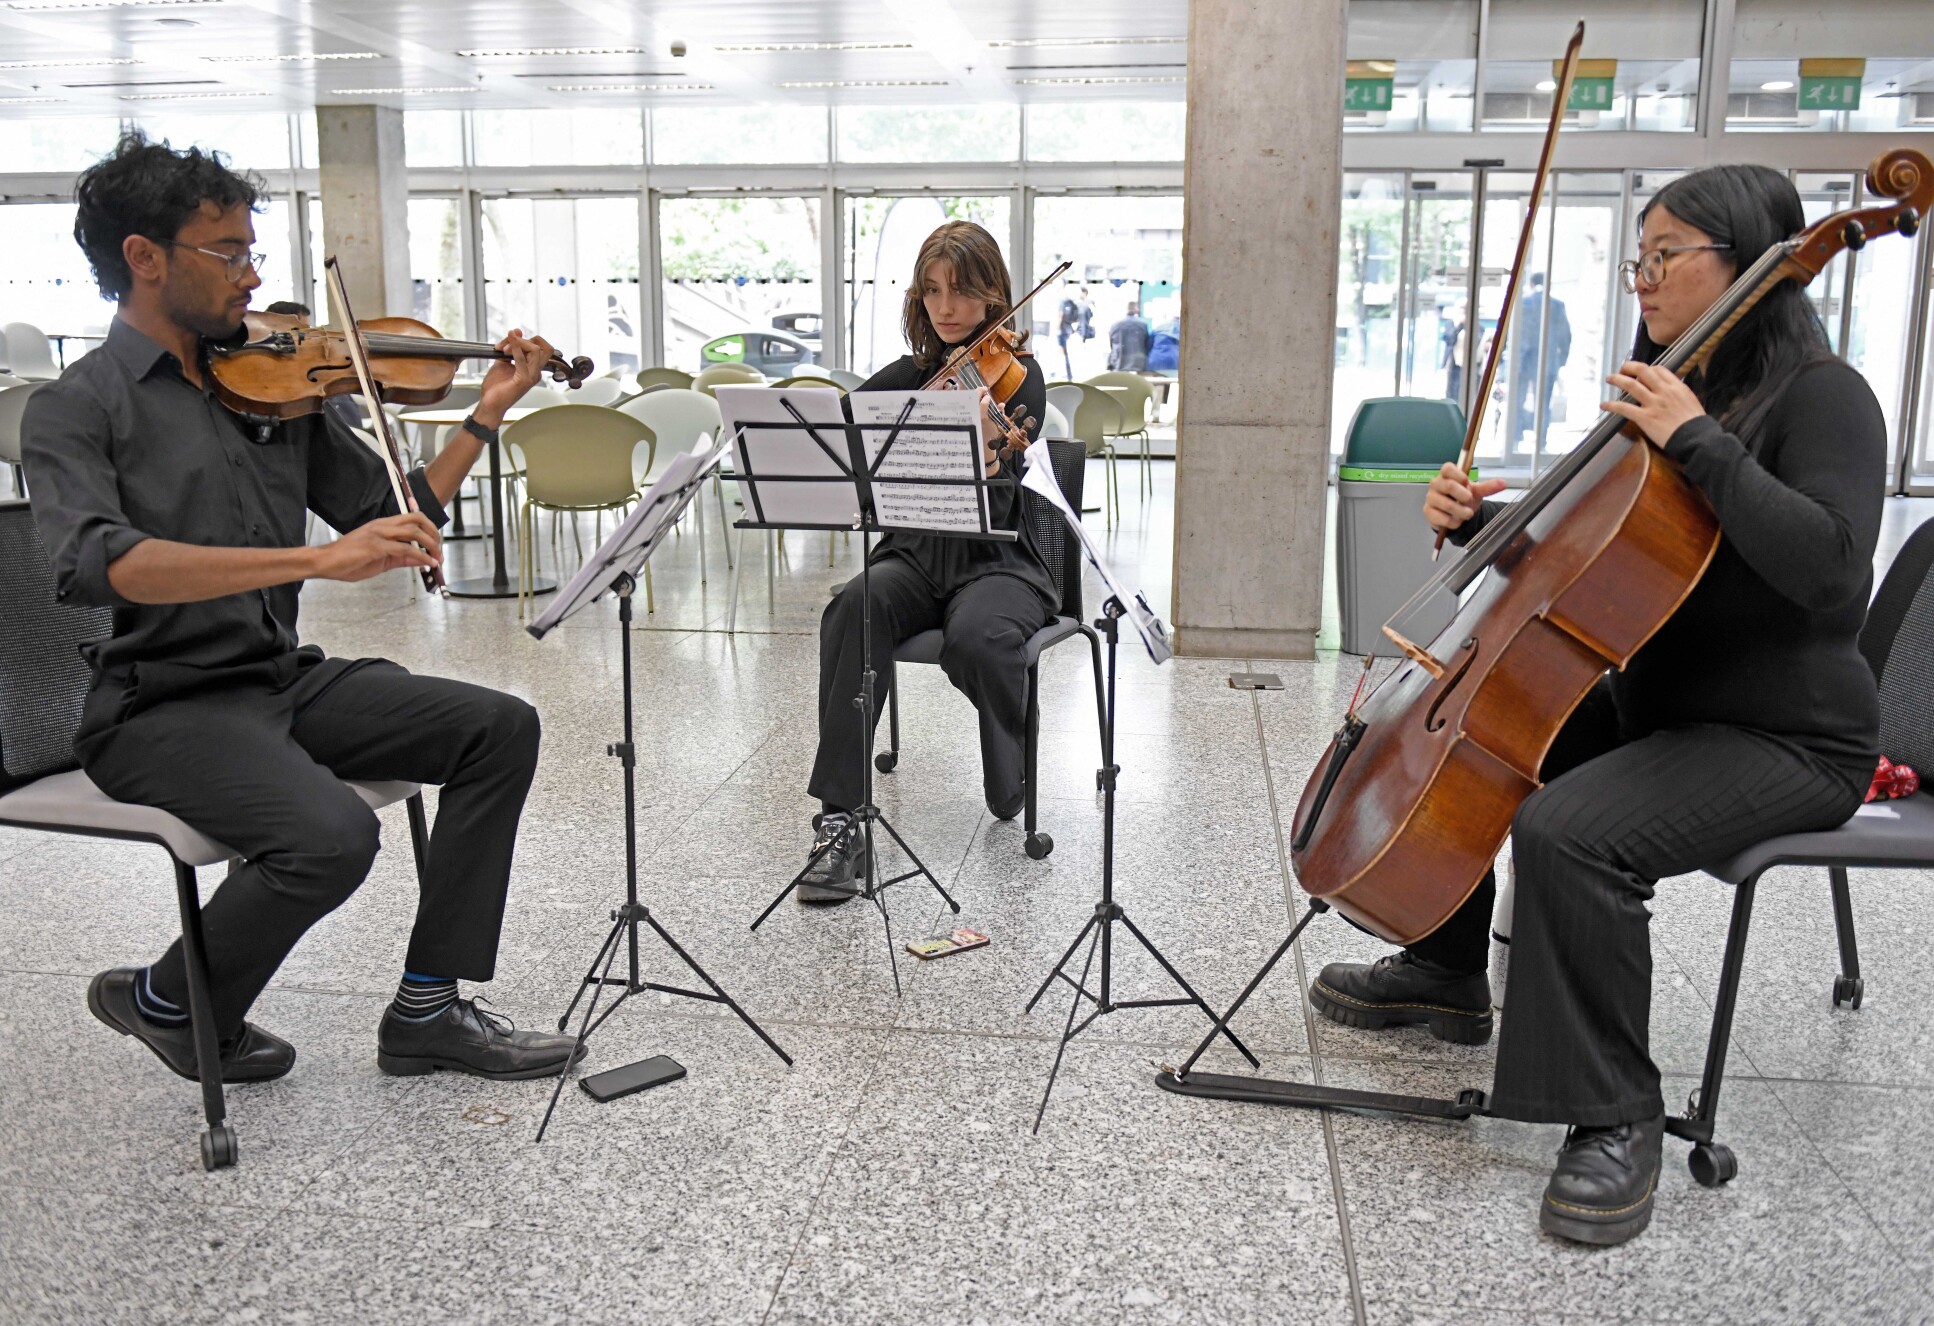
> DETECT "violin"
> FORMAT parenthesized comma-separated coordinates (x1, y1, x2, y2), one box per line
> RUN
(206, 311, 594, 422)
(922, 259, 1073, 459)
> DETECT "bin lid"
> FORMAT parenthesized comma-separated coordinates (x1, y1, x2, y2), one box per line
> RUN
(1338, 463, 1478, 483)
(1342, 397, 1467, 468)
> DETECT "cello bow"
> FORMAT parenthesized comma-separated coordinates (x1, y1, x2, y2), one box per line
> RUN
(1429, 21, 1587, 563)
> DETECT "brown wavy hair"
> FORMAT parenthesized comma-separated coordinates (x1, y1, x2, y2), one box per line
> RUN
(900, 221, 1026, 371)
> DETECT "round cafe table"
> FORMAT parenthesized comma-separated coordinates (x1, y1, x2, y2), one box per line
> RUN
(396, 405, 546, 599)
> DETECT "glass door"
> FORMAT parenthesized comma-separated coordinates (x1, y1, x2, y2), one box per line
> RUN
(843, 194, 1013, 378)
(1397, 172, 1476, 409)
(1332, 173, 1406, 452)
(482, 195, 642, 380)
(657, 196, 823, 376)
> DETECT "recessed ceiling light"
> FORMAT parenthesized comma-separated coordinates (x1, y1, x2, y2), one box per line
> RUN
(457, 46, 652, 58)
(1013, 74, 1184, 86)
(776, 79, 949, 89)
(120, 90, 265, 100)
(547, 82, 713, 93)
(987, 37, 1181, 49)
(9, 0, 218, 9)
(0, 56, 139, 68)
(1535, 78, 1557, 92)
(331, 86, 479, 96)
(1761, 79, 1795, 91)
(714, 41, 914, 53)
(203, 52, 380, 64)
(0, 94, 66, 102)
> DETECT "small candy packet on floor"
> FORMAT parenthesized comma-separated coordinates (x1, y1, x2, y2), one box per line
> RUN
(905, 928, 990, 960)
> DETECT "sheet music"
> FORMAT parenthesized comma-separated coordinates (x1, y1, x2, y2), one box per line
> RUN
(716, 385, 857, 528)
(1019, 439, 1173, 664)
(528, 432, 729, 637)
(847, 390, 990, 533)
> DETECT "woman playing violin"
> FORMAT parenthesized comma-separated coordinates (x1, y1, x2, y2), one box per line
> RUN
(798, 220, 1054, 901)
(1314, 165, 1886, 1245)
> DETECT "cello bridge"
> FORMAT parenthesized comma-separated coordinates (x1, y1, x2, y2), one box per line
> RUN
(1381, 626, 1447, 680)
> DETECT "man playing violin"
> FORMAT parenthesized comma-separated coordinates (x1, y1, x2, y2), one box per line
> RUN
(22, 132, 583, 1084)
(1309, 164, 1885, 1246)
(798, 221, 1054, 900)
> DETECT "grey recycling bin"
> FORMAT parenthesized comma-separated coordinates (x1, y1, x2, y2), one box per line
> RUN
(1335, 397, 1468, 658)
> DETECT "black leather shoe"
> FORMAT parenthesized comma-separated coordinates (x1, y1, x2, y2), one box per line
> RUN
(376, 998, 584, 1080)
(1539, 1114, 1665, 1246)
(1308, 951, 1494, 1044)
(87, 967, 295, 1083)
(797, 815, 864, 904)
(986, 788, 1025, 821)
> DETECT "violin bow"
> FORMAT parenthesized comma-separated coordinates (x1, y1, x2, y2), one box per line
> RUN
(1433, 20, 1586, 559)
(936, 258, 1074, 457)
(323, 256, 446, 595)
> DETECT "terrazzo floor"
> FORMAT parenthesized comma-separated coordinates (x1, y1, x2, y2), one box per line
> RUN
(3, 464, 1932, 1325)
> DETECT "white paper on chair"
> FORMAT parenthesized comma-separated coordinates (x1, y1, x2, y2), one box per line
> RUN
(717, 385, 857, 529)
(846, 390, 991, 534)
(1019, 438, 1173, 665)
(527, 432, 729, 638)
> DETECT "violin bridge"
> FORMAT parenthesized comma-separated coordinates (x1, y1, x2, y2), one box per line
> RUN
(1381, 626, 1447, 680)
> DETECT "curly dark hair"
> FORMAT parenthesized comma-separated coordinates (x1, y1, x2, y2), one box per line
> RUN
(73, 130, 263, 301)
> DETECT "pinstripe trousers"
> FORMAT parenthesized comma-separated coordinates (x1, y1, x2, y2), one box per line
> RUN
(1406, 678, 1866, 1128)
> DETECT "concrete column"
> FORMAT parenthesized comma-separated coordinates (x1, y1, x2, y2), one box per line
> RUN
(1172, 0, 1346, 659)
(314, 105, 413, 321)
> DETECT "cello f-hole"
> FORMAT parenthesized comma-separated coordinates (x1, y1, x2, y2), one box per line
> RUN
(1423, 637, 1479, 733)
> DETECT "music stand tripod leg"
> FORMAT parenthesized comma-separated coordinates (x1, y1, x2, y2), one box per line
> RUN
(1026, 597, 1250, 1127)
(545, 573, 790, 1138)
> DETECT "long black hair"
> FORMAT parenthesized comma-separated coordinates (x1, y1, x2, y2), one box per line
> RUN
(1635, 165, 1833, 446)
(73, 130, 262, 301)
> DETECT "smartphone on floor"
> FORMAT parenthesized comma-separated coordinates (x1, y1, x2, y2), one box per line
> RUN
(579, 1055, 686, 1102)
(906, 928, 990, 960)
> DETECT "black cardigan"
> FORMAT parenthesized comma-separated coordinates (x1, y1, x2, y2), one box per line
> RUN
(1453, 358, 1886, 780)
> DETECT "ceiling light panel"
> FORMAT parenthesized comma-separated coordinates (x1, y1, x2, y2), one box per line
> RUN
(713, 42, 914, 53)
(202, 51, 383, 63)
(1013, 74, 1185, 86)
(121, 89, 266, 99)
(548, 83, 715, 93)
(0, 56, 139, 68)
(457, 46, 652, 58)
(330, 86, 479, 95)
(986, 36, 1184, 49)
(776, 79, 948, 89)
(7, 0, 220, 9)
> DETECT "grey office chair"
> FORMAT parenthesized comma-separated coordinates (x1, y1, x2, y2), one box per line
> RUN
(0, 499, 429, 1172)
(1675, 516, 1934, 1189)
(873, 439, 1107, 858)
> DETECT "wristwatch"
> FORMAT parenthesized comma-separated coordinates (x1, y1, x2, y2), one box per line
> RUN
(460, 415, 500, 445)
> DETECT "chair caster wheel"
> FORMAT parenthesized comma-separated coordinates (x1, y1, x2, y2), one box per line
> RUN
(201, 1125, 238, 1171)
(1688, 1142, 1736, 1188)
(875, 752, 898, 774)
(1025, 832, 1053, 860)
(1832, 975, 1864, 1009)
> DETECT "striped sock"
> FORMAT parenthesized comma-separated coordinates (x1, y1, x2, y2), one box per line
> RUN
(390, 972, 458, 1022)
(135, 966, 189, 1028)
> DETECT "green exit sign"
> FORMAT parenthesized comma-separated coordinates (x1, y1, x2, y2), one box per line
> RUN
(1568, 77, 1615, 111)
(1345, 78, 1394, 112)
(1799, 76, 1861, 110)
(1345, 60, 1395, 114)
(1799, 58, 1865, 111)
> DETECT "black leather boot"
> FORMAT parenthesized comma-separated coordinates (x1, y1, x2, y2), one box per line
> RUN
(88, 967, 295, 1082)
(376, 998, 584, 1080)
(1308, 951, 1494, 1044)
(1539, 1114, 1666, 1246)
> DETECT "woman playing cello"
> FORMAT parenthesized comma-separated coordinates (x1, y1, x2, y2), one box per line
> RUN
(1308, 165, 1887, 1245)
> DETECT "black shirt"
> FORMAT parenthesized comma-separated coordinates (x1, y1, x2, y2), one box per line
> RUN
(862, 352, 1057, 610)
(20, 318, 447, 688)
(1453, 359, 1885, 780)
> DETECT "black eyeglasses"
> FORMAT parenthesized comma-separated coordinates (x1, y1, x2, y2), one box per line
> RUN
(166, 242, 268, 283)
(1617, 245, 1732, 292)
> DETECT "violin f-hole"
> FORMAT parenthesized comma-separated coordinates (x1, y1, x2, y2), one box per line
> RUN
(1423, 637, 1479, 733)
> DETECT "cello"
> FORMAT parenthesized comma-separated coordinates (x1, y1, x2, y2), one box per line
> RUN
(1288, 144, 1932, 945)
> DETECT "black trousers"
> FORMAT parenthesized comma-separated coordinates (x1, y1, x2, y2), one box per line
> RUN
(810, 559, 1049, 813)
(77, 650, 540, 1036)
(1406, 679, 1864, 1127)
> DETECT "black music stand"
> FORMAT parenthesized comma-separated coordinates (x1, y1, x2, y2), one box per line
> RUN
(525, 440, 791, 1142)
(1007, 452, 1259, 1130)
(736, 394, 1011, 994)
